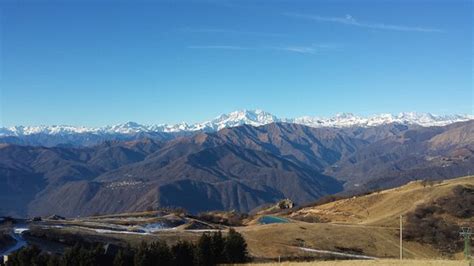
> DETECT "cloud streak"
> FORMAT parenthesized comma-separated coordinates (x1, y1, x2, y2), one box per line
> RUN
(182, 28, 287, 37)
(277, 46, 317, 54)
(187, 45, 251, 50)
(286, 13, 444, 33)
(275, 44, 339, 54)
(188, 44, 336, 55)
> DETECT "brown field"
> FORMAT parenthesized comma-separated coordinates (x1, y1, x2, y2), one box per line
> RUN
(239, 222, 439, 260)
(243, 259, 470, 266)
(290, 176, 474, 227)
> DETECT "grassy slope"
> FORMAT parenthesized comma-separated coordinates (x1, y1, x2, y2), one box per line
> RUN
(245, 259, 469, 266)
(291, 176, 474, 226)
(25, 176, 473, 261)
(238, 221, 438, 260)
(238, 176, 473, 260)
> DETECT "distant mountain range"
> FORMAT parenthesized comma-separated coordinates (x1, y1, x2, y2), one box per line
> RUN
(1, 110, 472, 147)
(1, 119, 472, 217)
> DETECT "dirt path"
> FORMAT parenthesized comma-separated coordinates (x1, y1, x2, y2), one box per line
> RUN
(297, 246, 378, 259)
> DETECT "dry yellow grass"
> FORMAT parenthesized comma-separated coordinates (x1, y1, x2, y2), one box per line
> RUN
(238, 176, 474, 260)
(291, 176, 474, 226)
(238, 222, 439, 260)
(33, 176, 473, 262)
(243, 259, 470, 266)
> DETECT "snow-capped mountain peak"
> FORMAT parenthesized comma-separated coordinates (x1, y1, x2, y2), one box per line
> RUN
(1, 110, 472, 137)
(209, 109, 280, 130)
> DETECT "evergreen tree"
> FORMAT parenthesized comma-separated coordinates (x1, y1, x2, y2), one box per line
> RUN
(92, 244, 109, 266)
(194, 233, 214, 266)
(46, 255, 60, 266)
(61, 244, 81, 266)
(210, 231, 225, 263)
(31, 253, 49, 266)
(149, 241, 172, 266)
(114, 244, 134, 266)
(171, 241, 195, 266)
(224, 228, 248, 263)
(133, 241, 152, 266)
(2, 229, 250, 266)
(7, 245, 44, 266)
(113, 249, 127, 266)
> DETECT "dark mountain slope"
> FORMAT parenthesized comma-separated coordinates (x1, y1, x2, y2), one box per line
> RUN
(0, 166, 45, 217)
(0, 140, 163, 216)
(1, 121, 472, 217)
(35, 143, 341, 217)
(214, 123, 368, 170)
(329, 121, 474, 190)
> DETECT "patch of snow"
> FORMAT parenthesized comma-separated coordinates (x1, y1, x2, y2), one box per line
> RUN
(13, 228, 29, 234)
(84, 225, 178, 235)
(91, 228, 151, 235)
(186, 229, 222, 233)
(141, 222, 169, 233)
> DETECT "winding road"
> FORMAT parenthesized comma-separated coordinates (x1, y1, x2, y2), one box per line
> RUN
(298, 246, 378, 259)
(0, 225, 29, 256)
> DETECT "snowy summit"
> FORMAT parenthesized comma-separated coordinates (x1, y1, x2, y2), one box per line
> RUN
(1, 110, 472, 137)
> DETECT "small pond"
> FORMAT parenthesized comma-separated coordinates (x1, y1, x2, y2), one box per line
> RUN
(258, 216, 289, 224)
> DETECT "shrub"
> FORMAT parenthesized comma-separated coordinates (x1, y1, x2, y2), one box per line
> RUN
(196, 211, 248, 226)
(405, 210, 461, 254)
(435, 185, 474, 218)
(403, 185, 474, 254)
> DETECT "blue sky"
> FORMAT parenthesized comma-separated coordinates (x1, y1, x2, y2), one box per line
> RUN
(0, 0, 472, 126)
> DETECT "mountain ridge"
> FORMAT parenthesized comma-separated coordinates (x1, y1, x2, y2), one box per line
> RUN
(1, 120, 472, 217)
(2, 110, 472, 136)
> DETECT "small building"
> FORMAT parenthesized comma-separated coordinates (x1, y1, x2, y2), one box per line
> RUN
(277, 198, 294, 209)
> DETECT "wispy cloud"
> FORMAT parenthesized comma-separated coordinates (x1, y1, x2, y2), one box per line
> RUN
(188, 44, 337, 55)
(187, 45, 251, 50)
(274, 44, 339, 54)
(285, 13, 444, 33)
(277, 46, 317, 54)
(182, 28, 286, 37)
